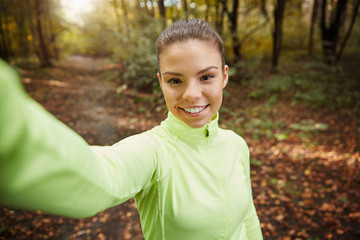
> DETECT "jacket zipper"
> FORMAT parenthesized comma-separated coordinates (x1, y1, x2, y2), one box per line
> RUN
(204, 135, 230, 239)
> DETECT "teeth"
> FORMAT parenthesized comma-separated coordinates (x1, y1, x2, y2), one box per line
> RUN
(183, 106, 206, 114)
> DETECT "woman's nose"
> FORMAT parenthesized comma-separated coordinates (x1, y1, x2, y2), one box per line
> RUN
(183, 80, 202, 101)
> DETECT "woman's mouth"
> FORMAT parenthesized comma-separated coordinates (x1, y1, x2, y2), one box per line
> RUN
(181, 105, 208, 114)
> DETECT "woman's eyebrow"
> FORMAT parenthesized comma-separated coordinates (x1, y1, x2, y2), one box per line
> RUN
(163, 71, 183, 76)
(197, 66, 218, 75)
(163, 66, 218, 76)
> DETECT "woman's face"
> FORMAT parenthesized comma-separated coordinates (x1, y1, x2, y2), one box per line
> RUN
(157, 39, 228, 128)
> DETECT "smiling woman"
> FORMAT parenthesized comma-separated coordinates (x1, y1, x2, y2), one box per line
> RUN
(61, 0, 95, 24)
(157, 39, 228, 129)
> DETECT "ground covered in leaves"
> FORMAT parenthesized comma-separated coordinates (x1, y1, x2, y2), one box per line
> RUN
(1, 56, 359, 240)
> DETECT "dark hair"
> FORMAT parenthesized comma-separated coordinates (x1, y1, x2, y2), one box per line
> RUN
(156, 19, 225, 68)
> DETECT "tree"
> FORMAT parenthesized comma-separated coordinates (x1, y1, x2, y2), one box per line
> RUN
(0, 0, 61, 64)
(260, 0, 268, 19)
(13, 9, 30, 57)
(110, 0, 122, 32)
(229, 0, 241, 62)
(216, 0, 227, 35)
(43, 0, 60, 60)
(205, 0, 211, 21)
(146, 0, 155, 17)
(121, 0, 130, 37)
(218, 0, 271, 63)
(34, 0, 52, 66)
(272, 0, 286, 70)
(336, 0, 360, 62)
(158, 0, 166, 28)
(239, 0, 270, 47)
(182, 0, 189, 20)
(320, 0, 348, 64)
(309, 0, 320, 56)
(0, 0, 12, 61)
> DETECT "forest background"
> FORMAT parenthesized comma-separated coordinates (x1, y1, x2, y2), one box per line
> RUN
(0, 0, 360, 239)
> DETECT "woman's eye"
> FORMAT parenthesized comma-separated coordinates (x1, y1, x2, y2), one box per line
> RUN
(200, 75, 214, 81)
(167, 78, 182, 84)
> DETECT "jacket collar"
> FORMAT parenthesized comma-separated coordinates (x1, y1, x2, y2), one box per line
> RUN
(161, 111, 219, 143)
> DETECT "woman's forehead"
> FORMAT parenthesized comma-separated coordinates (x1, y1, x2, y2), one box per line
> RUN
(159, 40, 222, 65)
(160, 39, 216, 53)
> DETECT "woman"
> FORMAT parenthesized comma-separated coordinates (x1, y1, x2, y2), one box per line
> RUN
(0, 19, 263, 239)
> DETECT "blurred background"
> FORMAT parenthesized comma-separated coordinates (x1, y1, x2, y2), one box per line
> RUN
(0, 0, 359, 239)
(1, 0, 360, 72)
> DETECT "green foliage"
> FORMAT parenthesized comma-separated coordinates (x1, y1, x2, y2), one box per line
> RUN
(240, 116, 287, 140)
(228, 57, 264, 83)
(59, 15, 117, 56)
(292, 62, 360, 109)
(250, 158, 262, 167)
(243, 60, 359, 110)
(266, 94, 278, 108)
(290, 119, 328, 132)
(274, 132, 289, 141)
(248, 73, 294, 101)
(100, 71, 119, 82)
(113, 15, 161, 93)
(0, 226, 8, 235)
(249, 88, 266, 100)
(267, 76, 293, 94)
(60, 11, 162, 94)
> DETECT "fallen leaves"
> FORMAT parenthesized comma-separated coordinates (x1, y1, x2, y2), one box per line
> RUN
(349, 212, 360, 218)
(232, 91, 360, 239)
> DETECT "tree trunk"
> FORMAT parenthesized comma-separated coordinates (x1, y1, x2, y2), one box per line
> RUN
(320, 0, 348, 64)
(14, 9, 30, 57)
(272, 0, 286, 70)
(27, 0, 41, 61)
(3, 12, 13, 58)
(229, 0, 241, 62)
(216, 0, 227, 35)
(34, 0, 52, 67)
(0, 15, 11, 61)
(309, 0, 320, 56)
(0, 0, 12, 61)
(43, 2, 57, 60)
(47, 9, 59, 60)
(336, 0, 360, 62)
(120, 0, 130, 37)
(238, 0, 270, 44)
(136, 0, 141, 11)
(158, 0, 166, 28)
(171, 4, 177, 22)
(147, 0, 155, 17)
(182, 0, 188, 20)
(111, 0, 122, 32)
(215, 1, 221, 32)
(205, 0, 210, 21)
(260, 0, 268, 19)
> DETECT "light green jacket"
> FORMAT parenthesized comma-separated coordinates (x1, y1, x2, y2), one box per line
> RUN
(0, 60, 263, 239)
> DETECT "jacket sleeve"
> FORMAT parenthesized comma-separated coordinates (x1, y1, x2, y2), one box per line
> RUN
(239, 138, 263, 240)
(0, 60, 156, 218)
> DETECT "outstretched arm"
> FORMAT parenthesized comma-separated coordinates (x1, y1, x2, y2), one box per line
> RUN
(0, 60, 156, 218)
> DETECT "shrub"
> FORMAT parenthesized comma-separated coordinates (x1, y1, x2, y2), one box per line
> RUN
(113, 15, 161, 93)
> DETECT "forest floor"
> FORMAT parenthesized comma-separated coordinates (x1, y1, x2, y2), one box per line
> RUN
(0, 56, 359, 240)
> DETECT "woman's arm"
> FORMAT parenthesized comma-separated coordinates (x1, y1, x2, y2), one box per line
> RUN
(0, 60, 156, 218)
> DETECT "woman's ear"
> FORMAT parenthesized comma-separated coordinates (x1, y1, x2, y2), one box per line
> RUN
(222, 65, 229, 88)
(157, 72, 162, 88)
